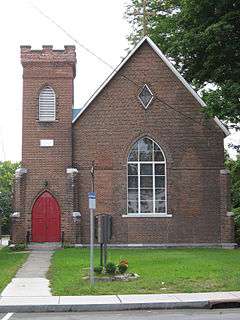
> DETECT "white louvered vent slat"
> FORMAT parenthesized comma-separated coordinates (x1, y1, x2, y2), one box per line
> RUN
(39, 86, 56, 121)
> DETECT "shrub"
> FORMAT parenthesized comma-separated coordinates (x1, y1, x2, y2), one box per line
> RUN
(106, 262, 117, 275)
(94, 266, 103, 274)
(233, 207, 240, 244)
(9, 243, 26, 251)
(63, 244, 72, 249)
(118, 263, 128, 274)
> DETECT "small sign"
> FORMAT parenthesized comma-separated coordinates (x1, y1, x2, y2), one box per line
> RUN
(88, 192, 96, 210)
(40, 139, 54, 147)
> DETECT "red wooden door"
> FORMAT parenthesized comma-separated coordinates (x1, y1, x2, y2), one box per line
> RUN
(32, 192, 61, 242)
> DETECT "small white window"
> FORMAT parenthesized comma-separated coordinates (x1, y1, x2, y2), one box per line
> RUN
(39, 86, 56, 121)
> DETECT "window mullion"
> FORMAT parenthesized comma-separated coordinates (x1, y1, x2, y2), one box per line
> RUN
(138, 162, 141, 214)
(153, 161, 155, 213)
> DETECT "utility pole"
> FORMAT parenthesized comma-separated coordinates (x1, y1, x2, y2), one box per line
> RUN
(131, 0, 157, 37)
(142, 0, 147, 36)
(90, 161, 95, 193)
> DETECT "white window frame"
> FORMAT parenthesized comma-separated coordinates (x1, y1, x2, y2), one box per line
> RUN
(138, 84, 154, 109)
(126, 137, 169, 217)
(38, 86, 56, 122)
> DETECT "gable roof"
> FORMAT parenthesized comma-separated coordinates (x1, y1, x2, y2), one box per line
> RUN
(72, 36, 229, 136)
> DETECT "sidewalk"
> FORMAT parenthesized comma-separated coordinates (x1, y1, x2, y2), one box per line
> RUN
(1, 251, 52, 297)
(0, 291, 239, 313)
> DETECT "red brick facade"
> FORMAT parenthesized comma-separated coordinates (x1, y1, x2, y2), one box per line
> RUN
(12, 39, 235, 246)
(12, 45, 77, 243)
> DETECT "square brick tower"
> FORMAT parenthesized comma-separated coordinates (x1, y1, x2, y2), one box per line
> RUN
(12, 45, 77, 244)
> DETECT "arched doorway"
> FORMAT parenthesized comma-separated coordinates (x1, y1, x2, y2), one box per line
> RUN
(32, 191, 61, 242)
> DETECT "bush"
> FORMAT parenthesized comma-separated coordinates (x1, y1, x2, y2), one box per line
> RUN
(63, 244, 72, 249)
(94, 266, 103, 274)
(233, 207, 240, 244)
(118, 263, 128, 274)
(9, 243, 26, 251)
(106, 262, 117, 275)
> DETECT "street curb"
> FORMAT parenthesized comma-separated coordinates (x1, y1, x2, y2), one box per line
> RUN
(0, 301, 210, 313)
(208, 299, 240, 309)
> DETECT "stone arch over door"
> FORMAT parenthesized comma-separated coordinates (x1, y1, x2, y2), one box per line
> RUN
(32, 191, 61, 242)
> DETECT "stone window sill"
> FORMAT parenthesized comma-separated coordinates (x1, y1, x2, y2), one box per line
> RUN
(122, 213, 172, 218)
(36, 120, 59, 123)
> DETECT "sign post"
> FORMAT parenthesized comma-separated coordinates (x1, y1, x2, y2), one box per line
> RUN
(88, 192, 96, 286)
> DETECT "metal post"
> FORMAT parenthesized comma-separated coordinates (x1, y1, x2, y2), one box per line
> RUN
(89, 161, 95, 286)
(90, 207, 94, 286)
(103, 242, 107, 269)
(100, 243, 103, 267)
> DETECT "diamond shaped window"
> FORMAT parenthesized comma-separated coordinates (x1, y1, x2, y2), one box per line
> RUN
(138, 84, 153, 109)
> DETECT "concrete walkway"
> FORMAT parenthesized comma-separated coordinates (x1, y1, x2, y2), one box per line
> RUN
(1, 251, 53, 297)
(0, 291, 239, 313)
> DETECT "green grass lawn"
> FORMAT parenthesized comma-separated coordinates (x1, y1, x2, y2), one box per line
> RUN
(49, 248, 240, 296)
(0, 247, 28, 292)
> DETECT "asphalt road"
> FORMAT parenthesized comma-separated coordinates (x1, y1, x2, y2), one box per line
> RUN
(1, 309, 240, 320)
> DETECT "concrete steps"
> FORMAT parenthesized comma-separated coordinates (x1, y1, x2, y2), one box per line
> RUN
(28, 242, 62, 251)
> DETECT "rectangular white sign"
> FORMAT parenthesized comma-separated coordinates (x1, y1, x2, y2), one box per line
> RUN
(88, 192, 96, 210)
(40, 139, 54, 147)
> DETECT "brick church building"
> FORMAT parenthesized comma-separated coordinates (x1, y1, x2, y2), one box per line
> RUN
(12, 37, 235, 247)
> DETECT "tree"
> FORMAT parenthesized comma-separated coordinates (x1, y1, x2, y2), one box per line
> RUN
(125, 0, 240, 136)
(125, 0, 180, 45)
(225, 155, 240, 243)
(225, 156, 240, 209)
(0, 161, 20, 234)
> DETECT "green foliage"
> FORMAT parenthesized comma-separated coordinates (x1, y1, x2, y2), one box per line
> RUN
(94, 266, 103, 274)
(9, 243, 27, 252)
(225, 156, 240, 243)
(0, 161, 20, 234)
(233, 208, 240, 244)
(105, 262, 117, 275)
(125, 0, 240, 131)
(63, 244, 73, 249)
(203, 82, 240, 140)
(225, 156, 240, 209)
(125, 0, 180, 46)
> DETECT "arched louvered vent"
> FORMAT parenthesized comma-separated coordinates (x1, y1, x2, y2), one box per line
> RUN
(39, 86, 56, 121)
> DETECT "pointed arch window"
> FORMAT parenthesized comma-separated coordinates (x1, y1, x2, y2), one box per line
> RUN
(39, 86, 56, 121)
(128, 137, 167, 215)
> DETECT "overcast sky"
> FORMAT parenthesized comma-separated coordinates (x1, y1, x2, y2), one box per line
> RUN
(0, 0, 239, 162)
